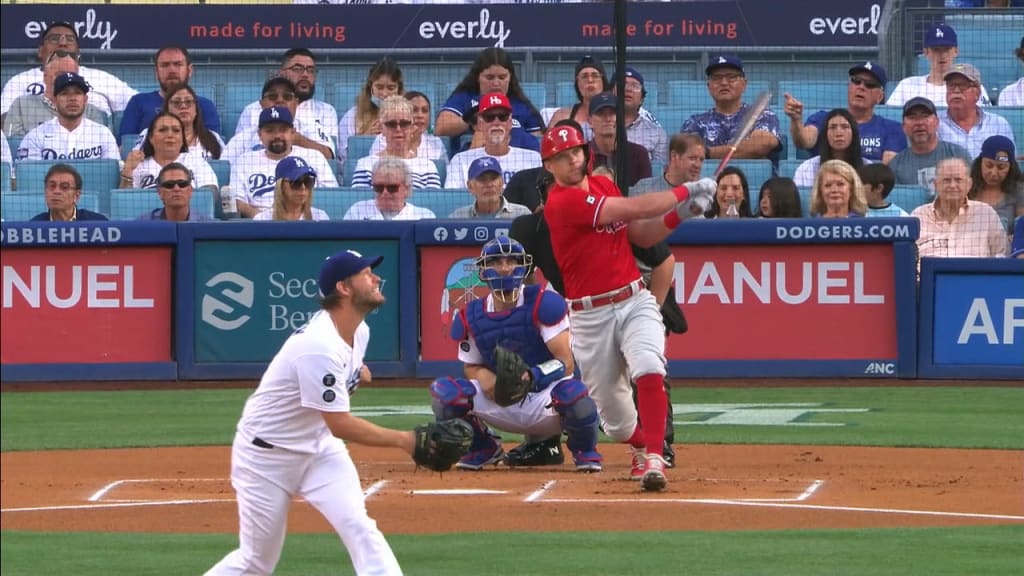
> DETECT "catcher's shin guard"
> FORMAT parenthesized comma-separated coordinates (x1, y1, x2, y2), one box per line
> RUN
(550, 379, 601, 470)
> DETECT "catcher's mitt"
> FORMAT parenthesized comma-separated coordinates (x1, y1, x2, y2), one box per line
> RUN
(493, 346, 532, 407)
(412, 419, 473, 472)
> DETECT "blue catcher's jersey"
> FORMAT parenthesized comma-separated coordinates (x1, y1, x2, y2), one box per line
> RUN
(463, 284, 561, 370)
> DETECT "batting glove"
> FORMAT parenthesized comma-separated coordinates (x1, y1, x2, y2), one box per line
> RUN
(677, 178, 716, 219)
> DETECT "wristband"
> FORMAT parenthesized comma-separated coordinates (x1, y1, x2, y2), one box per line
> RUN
(672, 185, 690, 203)
(662, 210, 682, 229)
(528, 359, 566, 391)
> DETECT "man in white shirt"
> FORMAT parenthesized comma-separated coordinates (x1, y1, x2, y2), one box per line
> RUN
(230, 106, 338, 218)
(17, 72, 119, 161)
(938, 64, 1016, 158)
(1, 22, 136, 123)
(446, 92, 541, 189)
(234, 48, 338, 159)
(343, 156, 436, 220)
(205, 249, 418, 576)
(887, 24, 991, 107)
(222, 77, 334, 164)
(998, 36, 1024, 107)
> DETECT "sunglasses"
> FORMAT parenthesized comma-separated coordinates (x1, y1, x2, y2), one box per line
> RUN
(288, 177, 315, 190)
(159, 179, 190, 189)
(480, 112, 510, 123)
(45, 33, 78, 44)
(383, 119, 413, 130)
(168, 98, 195, 108)
(849, 76, 881, 89)
(263, 91, 295, 101)
(373, 183, 401, 194)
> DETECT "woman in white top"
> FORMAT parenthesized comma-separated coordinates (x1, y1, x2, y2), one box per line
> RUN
(351, 95, 441, 189)
(369, 90, 446, 162)
(134, 84, 224, 160)
(253, 155, 328, 221)
(794, 108, 868, 187)
(337, 57, 404, 168)
(343, 156, 435, 221)
(122, 112, 218, 190)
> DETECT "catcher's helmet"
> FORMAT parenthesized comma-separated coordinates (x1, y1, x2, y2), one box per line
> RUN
(477, 236, 533, 294)
(541, 124, 587, 160)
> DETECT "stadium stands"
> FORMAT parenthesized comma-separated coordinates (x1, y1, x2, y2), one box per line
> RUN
(12, 160, 121, 196)
(108, 187, 217, 221)
(0, 191, 101, 222)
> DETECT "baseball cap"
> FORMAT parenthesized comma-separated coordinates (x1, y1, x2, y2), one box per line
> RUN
(943, 63, 981, 85)
(259, 105, 293, 128)
(318, 250, 383, 297)
(575, 55, 606, 79)
(589, 92, 616, 115)
(1011, 217, 1024, 258)
(706, 55, 744, 76)
(262, 75, 296, 95)
(848, 61, 888, 87)
(275, 156, 317, 181)
(468, 156, 502, 181)
(925, 24, 957, 48)
(54, 72, 89, 95)
(979, 135, 1015, 164)
(478, 92, 511, 114)
(611, 66, 645, 88)
(902, 96, 936, 116)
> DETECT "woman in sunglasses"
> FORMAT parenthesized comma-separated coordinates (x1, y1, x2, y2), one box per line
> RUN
(337, 57, 404, 168)
(368, 91, 446, 162)
(253, 156, 328, 221)
(4, 50, 109, 137)
(122, 112, 218, 191)
(139, 162, 211, 221)
(130, 84, 223, 160)
(350, 95, 441, 189)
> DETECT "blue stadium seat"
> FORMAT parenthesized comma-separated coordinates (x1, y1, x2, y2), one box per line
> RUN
(411, 189, 463, 218)
(779, 159, 804, 180)
(347, 136, 376, 171)
(798, 187, 813, 217)
(992, 107, 1023, 145)
(316, 187, 368, 220)
(888, 185, 931, 214)
(874, 106, 904, 123)
(521, 82, 547, 109)
(433, 159, 447, 189)
(12, 159, 120, 196)
(120, 134, 139, 160)
(666, 80, 770, 111)
(555, 82, 577, 107)
(108, 188, 216, 221)
(223, 82, 261, 138)
(654, 106, 705, 134)
(0, 191, 101, 222)
(701, 159, 774, 190)
(208, 160, 232, 190)
(334, 82, 363, 112)
(1, 162, 11, 192)
(778, 81, 849, 112)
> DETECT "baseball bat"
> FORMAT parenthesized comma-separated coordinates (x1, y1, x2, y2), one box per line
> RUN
(713, 90, 773, 177)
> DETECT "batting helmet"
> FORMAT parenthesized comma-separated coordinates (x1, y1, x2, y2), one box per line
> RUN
(476, 236, 533, 294)
(541, 124, 586, 160)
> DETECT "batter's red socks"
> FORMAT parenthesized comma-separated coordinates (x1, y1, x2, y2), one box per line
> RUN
(626, 425, 646, 449)
(635, 373, 668, 457)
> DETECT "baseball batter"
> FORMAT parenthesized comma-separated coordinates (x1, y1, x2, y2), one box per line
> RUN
(206, 250, 409, 576)
(540, 123, 715, 491)
(432, 237, 603, 471)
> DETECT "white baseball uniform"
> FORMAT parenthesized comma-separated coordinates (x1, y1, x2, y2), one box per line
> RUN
(17, 117, 120, 161)
(205, 310, 402, 576)
(230, 145, 338, 209)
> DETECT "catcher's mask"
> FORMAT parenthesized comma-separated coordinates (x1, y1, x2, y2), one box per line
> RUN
(476, 236, 532, 302)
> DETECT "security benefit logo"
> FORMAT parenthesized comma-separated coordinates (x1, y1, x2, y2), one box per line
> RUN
(201, 272, 254, 330)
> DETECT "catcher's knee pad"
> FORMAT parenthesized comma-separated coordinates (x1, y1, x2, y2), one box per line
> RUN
(429, 376, 476, 421)
(550, 379, 599, 454)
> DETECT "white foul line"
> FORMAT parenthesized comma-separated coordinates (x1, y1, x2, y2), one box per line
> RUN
(88, 480, 125, 502)
(2, 499, 232, 513)
(731, 479, 827, 503)
(364, 480, 388, 499)
(524, 480, 557, 503)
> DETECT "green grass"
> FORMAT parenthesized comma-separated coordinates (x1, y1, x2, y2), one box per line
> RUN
(2, 387, 1022, 451)
(2, 526, 1022, 576)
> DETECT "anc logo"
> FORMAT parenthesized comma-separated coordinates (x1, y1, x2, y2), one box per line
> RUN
(201, 272, 255, 331)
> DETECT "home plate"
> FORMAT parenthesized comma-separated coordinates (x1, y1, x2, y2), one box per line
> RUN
(410, 489, 508, 495)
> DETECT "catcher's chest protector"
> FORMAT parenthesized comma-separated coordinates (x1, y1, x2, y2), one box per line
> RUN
(465, 285, 553, 368)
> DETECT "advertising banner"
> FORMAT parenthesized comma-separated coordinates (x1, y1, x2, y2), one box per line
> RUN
(931, 272, 1024, 367)
(193, 239, 399, 363)
(1, 246, 172, 364)
(0, 2, 881, 51)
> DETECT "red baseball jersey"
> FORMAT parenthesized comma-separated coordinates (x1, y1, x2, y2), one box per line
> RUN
(544, 175, 642, 299)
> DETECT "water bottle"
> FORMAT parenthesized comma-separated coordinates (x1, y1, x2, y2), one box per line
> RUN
(725, 198, 740, 219)
(220, 185, 237, 220)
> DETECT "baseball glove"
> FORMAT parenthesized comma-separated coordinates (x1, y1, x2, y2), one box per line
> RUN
(412, 419, 474, 472)
(493, 346, 532, 407)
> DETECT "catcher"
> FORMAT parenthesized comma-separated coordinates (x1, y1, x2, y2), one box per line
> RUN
(430, 236, 603, 472)
(207, 250, 471, 576)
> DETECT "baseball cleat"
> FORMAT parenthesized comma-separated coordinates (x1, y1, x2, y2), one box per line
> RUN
(456, 445, 505, 471)
(641, 454, 667, 492)
(571, 450, 603, 473)
(504, 436, 564, 467)
(629, 447, 647, 480)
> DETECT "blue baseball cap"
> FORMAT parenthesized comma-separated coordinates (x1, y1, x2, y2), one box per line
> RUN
(468, 156, 502, 181)
(611, 66, 644, 88)
(925, 24, 957, 48)
(589, 92, 617, 114)
(275, 156, 317, 181)
(849, 61, 888, 87)
(706, 54, 744, 76)
(319, 250, 383, 297)
(1011, 217, 1024, 258)
(54, 72, 89, 95)
(980, 135, 1014, 164)
(259, 105, 293, 128)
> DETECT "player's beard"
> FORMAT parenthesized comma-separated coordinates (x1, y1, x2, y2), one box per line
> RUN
(267, 138, 288, 155)
(351, 283, 385, 314)
(297, 83, 315, 102)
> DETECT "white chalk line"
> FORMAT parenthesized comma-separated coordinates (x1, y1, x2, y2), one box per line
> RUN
(524, 480, 557, 503)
